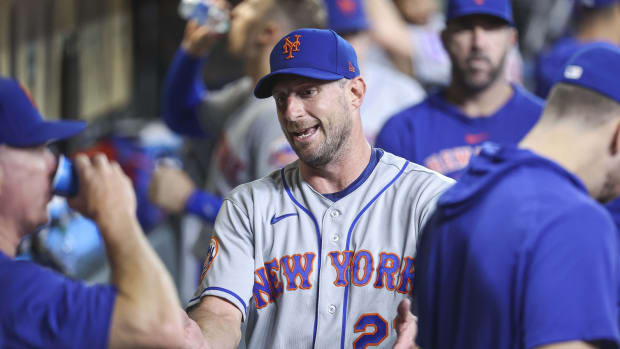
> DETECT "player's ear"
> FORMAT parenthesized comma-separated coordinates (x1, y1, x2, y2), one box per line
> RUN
(609, 119, 620, 157)
(508, 27, 518, 47)
(348, 76, 366, 109)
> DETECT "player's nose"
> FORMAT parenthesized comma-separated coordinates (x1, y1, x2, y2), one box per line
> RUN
(283, 95, 304, 120)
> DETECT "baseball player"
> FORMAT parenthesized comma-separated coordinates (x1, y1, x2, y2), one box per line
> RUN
(158, 0, 325, 204)
(535, 0, 620, 99)
(185, 28, 454, 348)
(415, 43, 620, 348)
(0, 77, 199, 348)
(375, 0, 544, 180)
(324, 0, 426, 145)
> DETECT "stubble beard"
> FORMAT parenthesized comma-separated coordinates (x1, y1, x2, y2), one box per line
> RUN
(453, 51, 507, 94)
(292, 97, 353, 168)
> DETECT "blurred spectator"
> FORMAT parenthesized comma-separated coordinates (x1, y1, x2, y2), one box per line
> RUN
(376, 0, 544, 179)
(535, 0, 620, 98)
(0, 77, 196, 348)
(152, 0, 326, 222)
(369, 0, 523, 89)
(325, 0, 426, 144)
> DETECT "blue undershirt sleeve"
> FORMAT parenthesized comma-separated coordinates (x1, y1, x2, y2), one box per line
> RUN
(185, 189, 223, 224)
(162, 48, 210, 138)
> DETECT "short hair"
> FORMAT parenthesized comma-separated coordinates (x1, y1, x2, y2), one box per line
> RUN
(267, 0, 327, 30)
(545, 83, 620, 127)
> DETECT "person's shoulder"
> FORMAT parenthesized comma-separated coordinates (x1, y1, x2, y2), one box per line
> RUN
(226, 161, 299, 202)
(512, 84, 545, 110)
(381, 95, 436, 127)
(366, 62, 425, 95)
(379, 151, 454, 187)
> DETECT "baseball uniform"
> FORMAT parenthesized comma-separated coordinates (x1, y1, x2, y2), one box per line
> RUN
(360, 60, 425, 145)
(162, 48, 297, 198)
(375, 85, 544, 179)
(0, 251, 116, 348)
(415, 143, 620, 348)
(187, 149, 454, 348)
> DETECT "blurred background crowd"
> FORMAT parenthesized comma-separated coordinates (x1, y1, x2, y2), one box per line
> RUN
(3, 0, 618, 303)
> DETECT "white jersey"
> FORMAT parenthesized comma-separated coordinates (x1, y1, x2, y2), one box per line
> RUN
(188, 150, 453, 348)
(361, 61, 426, 145)
(198, 76, 297, 197)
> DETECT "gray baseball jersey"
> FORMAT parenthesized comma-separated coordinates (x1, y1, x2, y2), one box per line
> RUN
(187, 150, 454, 348)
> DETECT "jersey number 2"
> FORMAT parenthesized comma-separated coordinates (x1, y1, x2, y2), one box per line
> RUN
(353, 313, 388, 348)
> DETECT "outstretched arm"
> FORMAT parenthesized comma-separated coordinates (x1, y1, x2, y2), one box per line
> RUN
(69, 154, 184, 348)
(188, 296, 244, 349)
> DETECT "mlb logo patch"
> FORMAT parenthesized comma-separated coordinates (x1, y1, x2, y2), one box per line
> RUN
(200, 235, 219, 283)
(564, 65, 584, 80)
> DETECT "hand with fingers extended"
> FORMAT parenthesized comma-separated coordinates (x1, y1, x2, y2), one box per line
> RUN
(181, 0, 230, 57)
(393, 298, 418, 349)
(148, 165, 196, 214)
(67, 153, 137, 234)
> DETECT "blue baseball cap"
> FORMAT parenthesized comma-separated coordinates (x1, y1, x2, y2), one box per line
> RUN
(254, 28, 360, 98)
(0, 77, 86, 147)
(446, 0, 514, 26)
(559, 43, 620, 104)
(325, 0, 369, 34)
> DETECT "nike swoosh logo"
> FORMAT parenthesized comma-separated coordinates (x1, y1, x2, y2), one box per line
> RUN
(464, 133, 489, 145)
(270, 213, 299, 225)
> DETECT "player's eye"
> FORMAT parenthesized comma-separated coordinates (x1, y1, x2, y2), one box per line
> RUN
(274, 94, 287, 107)
(299, 88, 317, 97)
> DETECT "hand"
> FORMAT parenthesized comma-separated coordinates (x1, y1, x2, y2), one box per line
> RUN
(181, 309, 209, 349)
(393, 298, 418, 349)
(67, 153, 136, 232)
(148, 165, 196, 214)
(181, 0, 229, 57)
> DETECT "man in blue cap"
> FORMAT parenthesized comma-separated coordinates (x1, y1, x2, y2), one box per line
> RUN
(415, 43, 620, 348)
(185, 28, 453, 348)
(535, 0, 620, 99)
(0, 77, 197, 348)
(376, 0, 544, 180)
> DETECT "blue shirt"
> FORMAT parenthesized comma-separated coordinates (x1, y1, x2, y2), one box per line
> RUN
(415, 144, 620, 349)
(375, 85, 543, 179)
(0, 251, 117, 348)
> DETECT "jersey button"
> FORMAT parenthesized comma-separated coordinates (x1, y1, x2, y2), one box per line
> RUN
(330, 210, 340, 218)
(328, 304, 337, 314)
(331, 234, 340, 242)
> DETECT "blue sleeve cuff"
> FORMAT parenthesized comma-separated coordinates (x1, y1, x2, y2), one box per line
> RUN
(184, 189, 223, 224)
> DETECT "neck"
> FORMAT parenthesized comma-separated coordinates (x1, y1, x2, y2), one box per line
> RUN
(519, 119, 610, 198)
(0, 218, 20, 258)
(300, 130, 372, 194)
(445, 78, 514, 117)
(577, 16, 620, 45)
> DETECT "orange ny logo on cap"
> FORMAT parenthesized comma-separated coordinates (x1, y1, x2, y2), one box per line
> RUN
(282, 35, 302, 60)
(474, 0, 484, 5)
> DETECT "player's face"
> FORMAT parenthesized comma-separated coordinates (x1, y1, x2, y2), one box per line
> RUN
(228, 0, 272, 56)
(272, 76, 353, 168)
(442, 15, 516, 92)
(0, 145, 57, 235)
